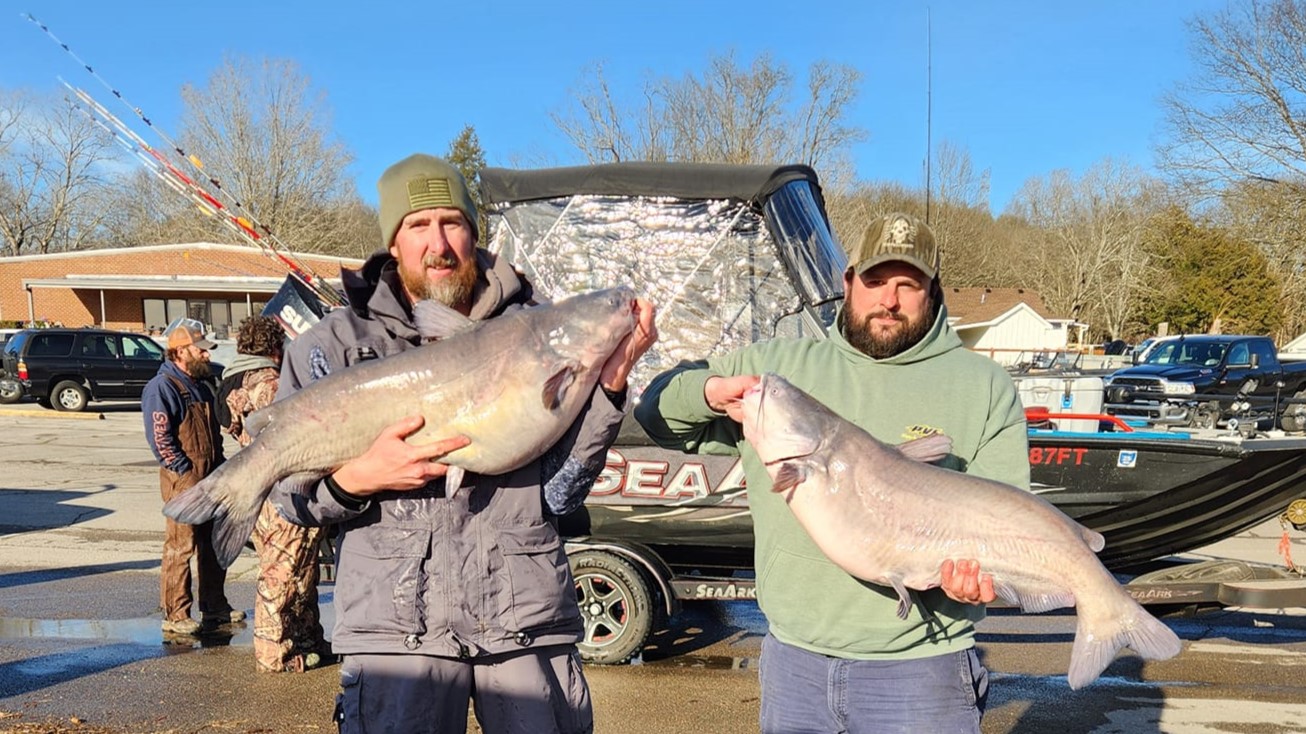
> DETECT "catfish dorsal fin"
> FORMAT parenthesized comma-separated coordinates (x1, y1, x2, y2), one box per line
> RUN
(894, 433, 953, 463)
(541, 362, 580, 410)
(245, 406, 273, 438)
(414, 299, 476, 341)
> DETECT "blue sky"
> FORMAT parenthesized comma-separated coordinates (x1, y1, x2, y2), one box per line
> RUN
(1, 1, 1229, 215)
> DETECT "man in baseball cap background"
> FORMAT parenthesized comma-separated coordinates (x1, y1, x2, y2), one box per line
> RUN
(143, 315, 241, 636)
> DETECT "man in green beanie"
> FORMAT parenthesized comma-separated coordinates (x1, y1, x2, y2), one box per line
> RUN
(268, 154, 657, 734)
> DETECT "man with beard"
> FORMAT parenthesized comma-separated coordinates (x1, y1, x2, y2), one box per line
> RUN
(634, 212, 1028, 734)
(143, 319, 245, 636)
(268, 154, 656, 734)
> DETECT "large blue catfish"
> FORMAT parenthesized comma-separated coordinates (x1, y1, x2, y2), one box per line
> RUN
(740, 373, 1181, 689)
(165, 287, 636, 567)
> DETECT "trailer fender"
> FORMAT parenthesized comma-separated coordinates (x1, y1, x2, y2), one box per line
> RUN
(565, 537, 680, 619)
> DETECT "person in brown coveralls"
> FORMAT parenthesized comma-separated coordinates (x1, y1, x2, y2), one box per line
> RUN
(219, 314, 328, 671)
(142, 318, 247, 635)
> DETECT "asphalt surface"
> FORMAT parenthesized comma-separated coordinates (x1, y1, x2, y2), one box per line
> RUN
(2, 400, 1306, 733)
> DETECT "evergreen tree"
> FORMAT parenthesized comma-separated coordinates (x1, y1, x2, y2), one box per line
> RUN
(1138, 208, 1283, 336)
(446, 125, 488, 237)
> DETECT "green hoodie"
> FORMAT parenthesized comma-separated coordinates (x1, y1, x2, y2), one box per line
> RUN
(634, 305, 1029, 660)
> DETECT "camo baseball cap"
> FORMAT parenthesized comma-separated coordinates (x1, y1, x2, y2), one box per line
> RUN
(377, 154, 479, 248)
(847, 212, 939, 280)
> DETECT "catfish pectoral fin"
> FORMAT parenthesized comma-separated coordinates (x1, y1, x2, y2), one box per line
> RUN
(541, 361, 581, 410)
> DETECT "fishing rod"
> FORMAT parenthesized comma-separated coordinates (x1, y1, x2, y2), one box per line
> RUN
(26, 12, 346, 307)
(68, 83, 280, 250)
(67, 83, 266, 243)
(63, 81, 341, 305)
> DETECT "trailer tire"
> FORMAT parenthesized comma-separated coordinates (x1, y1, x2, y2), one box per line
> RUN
(1285, 499, 1306, 532)
(570, 549, 656, 665)
(1280, 389, 1306, 433)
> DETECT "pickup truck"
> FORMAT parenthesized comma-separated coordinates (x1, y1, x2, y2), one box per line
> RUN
(1103, 334, 1306, 430)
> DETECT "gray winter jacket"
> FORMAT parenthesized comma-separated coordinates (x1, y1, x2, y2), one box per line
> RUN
(268, 250, 626, 658)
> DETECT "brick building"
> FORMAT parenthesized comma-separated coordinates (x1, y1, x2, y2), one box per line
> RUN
(0, 243, 363, 337)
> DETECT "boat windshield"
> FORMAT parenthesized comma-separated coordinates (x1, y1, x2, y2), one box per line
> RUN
(1143, 341, 1228, 367)
(762, 179, 846, 311)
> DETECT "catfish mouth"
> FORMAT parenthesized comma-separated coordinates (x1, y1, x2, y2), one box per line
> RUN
(745, 377, 811, 467)
(571, 288, 637, 369)
(747, 373, 814, 464)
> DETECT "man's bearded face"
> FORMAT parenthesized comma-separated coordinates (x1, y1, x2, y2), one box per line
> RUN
(180, 347, 212, 380)
(398, 251, 478, 309)
(839, 262, 936, 359)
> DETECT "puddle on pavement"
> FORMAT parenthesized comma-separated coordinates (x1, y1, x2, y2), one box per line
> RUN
(0, 616, 254, 648)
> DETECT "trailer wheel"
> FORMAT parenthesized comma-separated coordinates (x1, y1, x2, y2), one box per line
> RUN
(570, 549, 656, 665)
(1280, 390, 1306, 433)
(1285, 499, 1306, 532)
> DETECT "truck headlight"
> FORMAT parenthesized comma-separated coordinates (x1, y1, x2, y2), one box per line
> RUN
(1162, 380, 1196, 395)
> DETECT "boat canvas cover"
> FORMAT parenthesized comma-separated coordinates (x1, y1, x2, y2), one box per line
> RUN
(480, 163, 843, 396)
(480, 162, 828, 216)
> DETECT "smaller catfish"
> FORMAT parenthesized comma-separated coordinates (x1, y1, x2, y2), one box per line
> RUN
(165, 287, 637, 568)
(740, 373, 1181, 689)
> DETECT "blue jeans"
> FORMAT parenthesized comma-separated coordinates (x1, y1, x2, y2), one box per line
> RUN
(758, 634, 988, 734)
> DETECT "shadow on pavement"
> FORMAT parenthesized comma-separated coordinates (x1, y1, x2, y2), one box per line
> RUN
(989, 657, 1165, 734)
(0, 487, 115, 537)
(0, 643, 168, 699)
(640, 600, 764, 664)
(0, 560, 159, 590)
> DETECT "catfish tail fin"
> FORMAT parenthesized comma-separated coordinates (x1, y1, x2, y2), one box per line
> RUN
(162, 442, 278, 568)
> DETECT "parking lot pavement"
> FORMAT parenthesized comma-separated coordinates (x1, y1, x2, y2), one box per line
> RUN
(0, 404, 256, 577)
(4, 409, 1306, 733)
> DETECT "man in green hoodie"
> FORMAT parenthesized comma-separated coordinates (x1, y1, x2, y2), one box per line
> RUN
(634, 212, 1029, 734)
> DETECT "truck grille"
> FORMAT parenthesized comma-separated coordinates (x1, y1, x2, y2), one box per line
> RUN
(1105, 376, 1165, 405)
(1111, 377, 1163, 393)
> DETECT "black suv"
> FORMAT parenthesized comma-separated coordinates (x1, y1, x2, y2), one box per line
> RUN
(0, 328, 165, 411)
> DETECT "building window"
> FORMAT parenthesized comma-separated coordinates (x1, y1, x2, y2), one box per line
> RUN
(144, 297, 267, 338)
(166, 299, 187, 325)
(143, 299, 167, 333)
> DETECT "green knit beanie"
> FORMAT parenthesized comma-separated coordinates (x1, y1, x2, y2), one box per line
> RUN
(377, 154, 479, 248)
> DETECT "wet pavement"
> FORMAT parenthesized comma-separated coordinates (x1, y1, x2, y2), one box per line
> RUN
(4, 403, 1306, 732)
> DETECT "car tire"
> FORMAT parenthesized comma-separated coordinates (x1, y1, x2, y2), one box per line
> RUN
(0, 380, 21, 404)
(51, 380, 89, 412)
(569, 549, 657, 665)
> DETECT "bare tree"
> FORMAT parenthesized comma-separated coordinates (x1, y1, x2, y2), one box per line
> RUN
(110, 56, 369, 257)
(825, 180, 924, 262)
(553, 52, 865, 174)
(1160, 0, 1306, 195)
(0, 90, 119, 255)
(1007, 159, 1162, 340)
(926, 141, 1004, 287)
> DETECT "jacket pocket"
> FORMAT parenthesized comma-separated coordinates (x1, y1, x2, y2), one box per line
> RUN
(495, 521, 573, 632)
(335, 526, 432, 635)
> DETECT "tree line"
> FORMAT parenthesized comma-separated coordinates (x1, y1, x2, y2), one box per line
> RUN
(2, 0, 1304, 343)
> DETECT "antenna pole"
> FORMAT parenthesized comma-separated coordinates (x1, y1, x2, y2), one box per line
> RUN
(925, 7, 933, 224)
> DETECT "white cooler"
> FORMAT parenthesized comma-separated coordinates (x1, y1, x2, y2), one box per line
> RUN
(1016, 376, 1105, 433)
